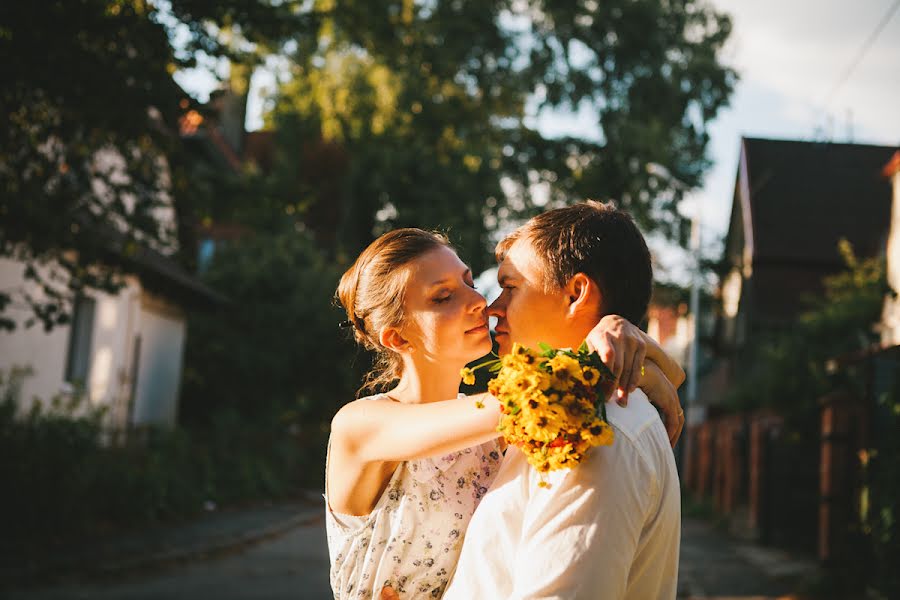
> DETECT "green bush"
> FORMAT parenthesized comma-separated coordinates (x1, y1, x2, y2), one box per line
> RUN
(180, 226, 363, 430)
(723, 241, 897, 595)
(0, 367, 315, 552)
(726, 240, 886, 425)
(858, 386, 900, 599)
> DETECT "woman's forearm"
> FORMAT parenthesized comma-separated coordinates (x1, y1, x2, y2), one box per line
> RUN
(636, 361, 684, 446)
(331, 393, 502, 464)
(642, 332, 685, 388)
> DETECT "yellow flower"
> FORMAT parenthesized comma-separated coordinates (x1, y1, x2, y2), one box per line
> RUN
(521, 404, 567, 442)
(547, 354, 580, 376)
(581, 366, 601, 385)
(486, 342, 616, 483)
(550, 370, 574, 391)
(512, 343, 540, 361)
(521, 415, 555, 443)
(460, 367, 475, 386)
(580, 419, 615, 446)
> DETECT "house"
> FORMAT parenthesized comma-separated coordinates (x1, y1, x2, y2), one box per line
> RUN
(646, 284, 694, 368)
(680, 138, 898, 552)
(705, 137, 897, 407)
(0, 243, 222, 430)
(179, 85, 274, 270)
(0, 106, 225, 430)
(880, 150, 900, 345)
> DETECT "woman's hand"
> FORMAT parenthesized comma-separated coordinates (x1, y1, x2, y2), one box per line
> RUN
(584, 314, 685, 403)
(381, 586, 399, 600)
(639, 362, 684, 447)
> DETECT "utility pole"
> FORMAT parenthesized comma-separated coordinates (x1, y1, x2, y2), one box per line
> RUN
(687, 212, 702, 422)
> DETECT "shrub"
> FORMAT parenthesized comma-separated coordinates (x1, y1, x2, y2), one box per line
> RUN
(0, 367, 314, 554)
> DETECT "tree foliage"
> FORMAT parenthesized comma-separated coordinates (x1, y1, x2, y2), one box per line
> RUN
(265, 0, 737, 270)
(726, 240, 888, 422)
(2, 0, 736, 326)
(0, 0, 305, 330)
(179, 226, 360, 427)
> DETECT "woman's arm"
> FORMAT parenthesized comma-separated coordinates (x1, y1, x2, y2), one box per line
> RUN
(332, 315, 685, 465)
(584, 314, 685, 396)
(330, 393, 502, 465)
(638, 362, 684, 447)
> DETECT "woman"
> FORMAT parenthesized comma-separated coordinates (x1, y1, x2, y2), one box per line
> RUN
(326, 228, 682, 599)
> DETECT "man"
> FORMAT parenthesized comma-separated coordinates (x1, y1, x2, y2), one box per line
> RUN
(443, 201, 682, 599)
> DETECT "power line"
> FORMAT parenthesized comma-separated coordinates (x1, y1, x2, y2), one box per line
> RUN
(822, 0, 900, 108)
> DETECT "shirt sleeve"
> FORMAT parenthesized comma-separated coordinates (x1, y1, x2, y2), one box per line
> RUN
(508, 436, 659, 600)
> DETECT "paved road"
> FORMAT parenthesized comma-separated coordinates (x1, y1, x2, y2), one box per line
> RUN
(7, 515, 332, 600)
(8, 514, 814, 600)
(678, 517, 815, 599)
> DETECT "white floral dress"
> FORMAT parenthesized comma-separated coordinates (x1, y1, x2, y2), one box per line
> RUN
(324, 394, 503, 599)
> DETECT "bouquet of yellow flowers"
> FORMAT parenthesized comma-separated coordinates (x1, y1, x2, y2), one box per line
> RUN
(462, 342, 616, 484)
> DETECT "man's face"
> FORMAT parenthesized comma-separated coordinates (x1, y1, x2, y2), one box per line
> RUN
(488, 238, 573, 355)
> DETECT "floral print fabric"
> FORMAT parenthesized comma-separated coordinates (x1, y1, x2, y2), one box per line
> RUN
(324, 395, 503, 599)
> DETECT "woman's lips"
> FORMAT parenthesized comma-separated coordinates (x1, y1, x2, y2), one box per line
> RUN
(466, 323, 489, 334)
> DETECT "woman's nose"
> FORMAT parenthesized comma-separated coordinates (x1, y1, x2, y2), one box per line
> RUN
(470, 289, 487, 312)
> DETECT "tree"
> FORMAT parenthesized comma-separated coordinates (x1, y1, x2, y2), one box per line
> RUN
(179, 226, 359, 427)
(726, 240, 887, 421)
(265, 0, 736, 270)
(0, 1, 309, 330)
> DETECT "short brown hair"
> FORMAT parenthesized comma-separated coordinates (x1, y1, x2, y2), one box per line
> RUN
(337, 228, 452, 394)
(496, 201, 652, 324)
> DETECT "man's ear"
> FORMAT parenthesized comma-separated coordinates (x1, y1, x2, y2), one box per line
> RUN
(380, 326, 412, 353)
(566, 273, 602, 316)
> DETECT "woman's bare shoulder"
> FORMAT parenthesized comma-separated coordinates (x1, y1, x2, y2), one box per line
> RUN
(332, 394, 390, 430)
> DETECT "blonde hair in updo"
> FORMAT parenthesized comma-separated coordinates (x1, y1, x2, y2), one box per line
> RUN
(337, 228, 452, 394)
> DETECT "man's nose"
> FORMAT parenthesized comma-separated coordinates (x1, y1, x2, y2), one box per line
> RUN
(487, 296, 505, 318)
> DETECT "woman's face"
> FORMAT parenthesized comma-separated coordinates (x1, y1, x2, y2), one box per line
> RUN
(399, 246, 491, 365)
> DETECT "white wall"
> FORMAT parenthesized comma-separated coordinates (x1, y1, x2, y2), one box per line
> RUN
(0, 256, 186, 428)
(0, 258, 72, 408)
(87, 279, 142, 424)
(882, 171, 900, 346)
(131, 302, 186, 426)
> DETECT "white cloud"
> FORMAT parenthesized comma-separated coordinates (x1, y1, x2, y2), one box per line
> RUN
(686, 0, 900, 246)
(715, 0, 900, 138)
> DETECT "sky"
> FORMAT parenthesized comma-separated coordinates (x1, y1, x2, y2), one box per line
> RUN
(526, 0, 900, 282)
(175, 0, 900, 288)
(686, 0, 900, 244)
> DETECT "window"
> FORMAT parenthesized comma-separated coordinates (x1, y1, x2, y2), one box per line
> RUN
(64, 295, 96, 385)
(197, 238, 216, 273)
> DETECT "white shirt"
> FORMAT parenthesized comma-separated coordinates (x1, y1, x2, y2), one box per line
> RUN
(443, 389, 681, 600)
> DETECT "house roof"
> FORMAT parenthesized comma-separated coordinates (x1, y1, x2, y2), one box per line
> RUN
(884, 151, 900, 178)
(94, 222, 228, 309)
(125, 242, 228, 308)
(244, 131, 276, 172)
(740, 137, 897, 267)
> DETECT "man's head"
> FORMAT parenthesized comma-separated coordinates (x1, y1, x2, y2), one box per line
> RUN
(489, 201, 652, 354)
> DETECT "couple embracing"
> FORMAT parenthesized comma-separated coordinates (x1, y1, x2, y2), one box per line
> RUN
(326, 201, 684, 599)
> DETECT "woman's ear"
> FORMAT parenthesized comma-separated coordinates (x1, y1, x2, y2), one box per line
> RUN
(566, 273, 602, 316)
(380, 326, 412, 353)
